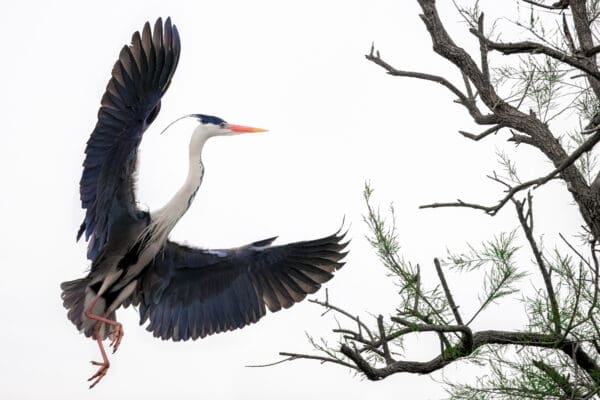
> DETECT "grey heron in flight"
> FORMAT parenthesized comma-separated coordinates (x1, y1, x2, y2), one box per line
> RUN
(61, 17, 347, 388)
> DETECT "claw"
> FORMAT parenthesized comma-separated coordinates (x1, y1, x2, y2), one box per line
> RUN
(109, 323, 124, 353)
(84, 296, 124, 388)
(88, 360, 109, 389)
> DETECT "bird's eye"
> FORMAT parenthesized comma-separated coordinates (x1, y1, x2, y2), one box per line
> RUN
(219, 122, 227, 129)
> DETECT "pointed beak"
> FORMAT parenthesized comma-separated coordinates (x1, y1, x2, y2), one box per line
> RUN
(228, 124, 268, 133)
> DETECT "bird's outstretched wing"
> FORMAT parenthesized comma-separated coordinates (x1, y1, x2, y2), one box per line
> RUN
(78, 18, 181, 259)
(133, 231, 348, 341)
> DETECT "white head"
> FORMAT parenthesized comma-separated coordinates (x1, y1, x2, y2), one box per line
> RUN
(159, 114, 266, 150)
(194, 114, 266, 135)
(159, 114, 267, 162)
(190, 113, 267, 142)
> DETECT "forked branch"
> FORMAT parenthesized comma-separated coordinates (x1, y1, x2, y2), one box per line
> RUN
(420, 128, 600, 215)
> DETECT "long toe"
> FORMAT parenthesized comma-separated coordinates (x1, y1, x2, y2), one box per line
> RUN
(88, 362, 109, 389)
(109, 324, 124, 353)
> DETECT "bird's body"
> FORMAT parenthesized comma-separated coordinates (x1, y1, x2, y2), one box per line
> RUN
(61, 18, 347, 388)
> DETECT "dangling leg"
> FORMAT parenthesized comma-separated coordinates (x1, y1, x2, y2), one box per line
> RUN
(88, 322, 110, 389)
(85, 295, 124, 353)
(84, 295, 125, 389)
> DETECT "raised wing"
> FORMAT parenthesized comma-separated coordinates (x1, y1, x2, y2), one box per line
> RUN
(134, 231, 348, 341)
(78, 18, 181, 259)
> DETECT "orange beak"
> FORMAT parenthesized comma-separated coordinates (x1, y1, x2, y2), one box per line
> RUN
(228, 124, 268, 133)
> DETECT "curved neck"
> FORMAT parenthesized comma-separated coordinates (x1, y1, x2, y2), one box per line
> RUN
(150, 126, 211, 231)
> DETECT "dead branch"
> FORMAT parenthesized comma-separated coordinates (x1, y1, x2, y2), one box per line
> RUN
(513, 194, 561, 333)
(420, 128, 600, 215)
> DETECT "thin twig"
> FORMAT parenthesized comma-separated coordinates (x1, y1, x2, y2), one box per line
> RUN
(477, 13, 490, 84)
(421, 129, 600, 215)
(514, 195, 561, 333)
(270, 353, 358, 370)
(562, 13, 577, 54)
(309, 298, 375, 342)
(366, 44, 498, 125)
(516, 69, 536, 110)
(377, 315, 394, 364)
(459, 124, 504, 141)
(470, 29, 600, 81)
(520, 0, 570, 10)
(433, 258, 464, 325)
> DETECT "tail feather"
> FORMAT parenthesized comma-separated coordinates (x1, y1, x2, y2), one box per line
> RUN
(61, 278, 90, 333)
(60, 277, 114, 339)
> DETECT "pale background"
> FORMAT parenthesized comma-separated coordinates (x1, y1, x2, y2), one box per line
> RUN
(0, 1, 583, 399)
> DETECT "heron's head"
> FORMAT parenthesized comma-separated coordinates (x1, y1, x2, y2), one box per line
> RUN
(192, 114, 267, 138)
(160, 114, 267, 149)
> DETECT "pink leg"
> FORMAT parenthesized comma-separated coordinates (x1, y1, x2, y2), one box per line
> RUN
(84, 295, 124, 353)
(84, 296, 125, 388)
(88, 323, 110, 389)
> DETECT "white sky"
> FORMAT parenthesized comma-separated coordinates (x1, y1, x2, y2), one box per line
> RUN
(0, 1, 586, 399)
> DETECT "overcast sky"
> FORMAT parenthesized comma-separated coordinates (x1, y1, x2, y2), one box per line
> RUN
(0, 1, 586, 399)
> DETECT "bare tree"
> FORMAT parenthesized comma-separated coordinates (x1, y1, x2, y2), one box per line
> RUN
(270, 1, 600, 398)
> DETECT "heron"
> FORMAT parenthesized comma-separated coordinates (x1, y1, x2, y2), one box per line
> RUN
(61, 17, 347, 388)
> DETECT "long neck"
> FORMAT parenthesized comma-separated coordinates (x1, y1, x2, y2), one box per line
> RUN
(150, 127, 210, 233)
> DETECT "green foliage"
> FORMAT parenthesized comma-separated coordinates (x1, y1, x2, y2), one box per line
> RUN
(445, 346, 595, 400)
(363, 182, 452, 327)
(446, 231, 527, 325)
(568, 128, 600, 185)
(497, 150, 522, 185)
(493, 56, 569, 123)
(315, 181, 599, 398)
(286, 3, 600, 398)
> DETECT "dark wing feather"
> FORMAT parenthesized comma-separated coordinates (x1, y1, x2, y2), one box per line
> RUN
(135, 231, 348, 341)
(78, 18, 181, 259)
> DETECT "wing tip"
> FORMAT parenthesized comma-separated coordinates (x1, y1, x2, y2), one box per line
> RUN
(251, 236, 279, 247)
(76, 222, 86, 241)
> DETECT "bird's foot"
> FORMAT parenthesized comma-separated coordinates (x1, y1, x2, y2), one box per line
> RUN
(109, 323, 124, 353)
(88, 360, 109, 389)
